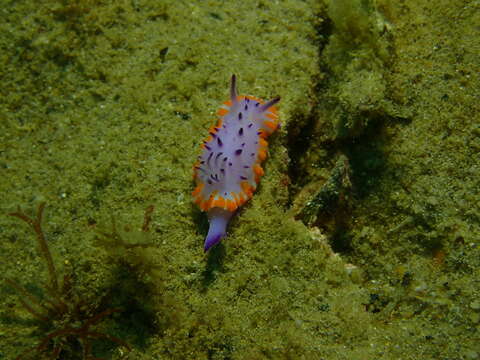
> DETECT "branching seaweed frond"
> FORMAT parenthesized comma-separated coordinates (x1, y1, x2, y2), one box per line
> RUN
(5, 202, 131, 360)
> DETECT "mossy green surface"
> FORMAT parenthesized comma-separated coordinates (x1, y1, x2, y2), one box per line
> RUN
(1, 0, 479, 359)
(291, 0, 479, 359)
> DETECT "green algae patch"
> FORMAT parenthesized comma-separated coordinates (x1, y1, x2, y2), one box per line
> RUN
(290, 0, 480, 359)
(321, 0, 398, 140)
(0, 0, 344, 359)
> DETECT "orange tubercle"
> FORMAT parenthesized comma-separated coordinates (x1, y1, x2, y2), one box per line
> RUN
(192, 183, 204, 197)
(217, 108, 229, 116)
(226, 199, 237, 212)
(253, 164, 264, 177)
(258, 149, 267, 161)
(214, 197, 226, 208)
(263, 120, 278, 131)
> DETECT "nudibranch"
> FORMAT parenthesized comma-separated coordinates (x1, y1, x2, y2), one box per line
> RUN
(192, 74, 280, 252)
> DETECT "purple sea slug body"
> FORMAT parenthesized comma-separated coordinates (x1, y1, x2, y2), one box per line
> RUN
(192, 75, 280, 252)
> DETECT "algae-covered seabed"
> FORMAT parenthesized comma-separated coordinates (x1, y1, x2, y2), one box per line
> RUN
(1, 0, 479, 359)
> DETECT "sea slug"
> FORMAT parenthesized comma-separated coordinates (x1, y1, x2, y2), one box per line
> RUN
(192, 74, 280, 251)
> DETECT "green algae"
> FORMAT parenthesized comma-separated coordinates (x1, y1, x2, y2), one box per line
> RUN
(290, 0, 480, 358)
(1, 0, 479, 359)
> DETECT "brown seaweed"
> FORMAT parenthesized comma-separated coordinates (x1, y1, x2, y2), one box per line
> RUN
(5, 203, 131, 360)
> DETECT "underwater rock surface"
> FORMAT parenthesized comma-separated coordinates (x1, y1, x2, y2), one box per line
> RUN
(0, 0, 478, 359)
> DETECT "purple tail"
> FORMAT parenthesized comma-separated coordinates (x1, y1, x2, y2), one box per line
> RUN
(204, 208, 233, 252)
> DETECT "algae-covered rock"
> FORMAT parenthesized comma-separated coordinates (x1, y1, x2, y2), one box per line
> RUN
(293, 154, 352, 226)
(322, 0, 399, 140)
(1, 0, 479, 359)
